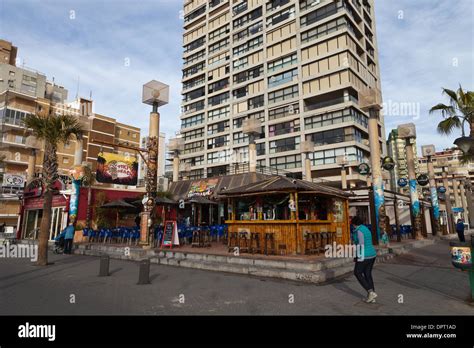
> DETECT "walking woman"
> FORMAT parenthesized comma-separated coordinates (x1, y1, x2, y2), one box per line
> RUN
(351, 216, 378, 303)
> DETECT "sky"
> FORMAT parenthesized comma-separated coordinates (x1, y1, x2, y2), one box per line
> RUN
(0, 0, 472, 154)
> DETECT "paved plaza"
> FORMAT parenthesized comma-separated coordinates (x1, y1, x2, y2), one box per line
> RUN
(0, 238, 472, 315)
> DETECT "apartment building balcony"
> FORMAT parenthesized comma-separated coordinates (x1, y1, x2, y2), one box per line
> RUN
(303, 90, 358, 112)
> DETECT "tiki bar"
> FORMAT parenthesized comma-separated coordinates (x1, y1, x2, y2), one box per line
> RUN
(169, 173, 351, 256)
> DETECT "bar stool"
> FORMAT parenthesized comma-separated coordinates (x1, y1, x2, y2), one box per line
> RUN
(250, 232, 261, 254)
(320, 232, 328, 252)
(203, 229, 212, 247)
(328, 231, 337, 245)
(192, 229, 201, 247)
(238, 232, 249, 253)
(304, 233, 312, 255)
(228, 232, 238, 252)
(310, 233, 321, 255)
(278, 244, 287, 256)
(264, 233, 276, 255)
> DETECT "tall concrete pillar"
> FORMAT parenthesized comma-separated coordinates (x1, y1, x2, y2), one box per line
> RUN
(441, 170, 454, 234)
(301, 140, 314, 182)
(452, 175, 460, 208)
(173, 156, 180, 182)
(248, 142, 257, 173)
(368, 109, 385, 242)
(460, 182, 468, 221)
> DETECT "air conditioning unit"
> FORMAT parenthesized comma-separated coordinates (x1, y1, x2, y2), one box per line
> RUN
(397, 123, 416, 139)
(421, 145, 436, 157)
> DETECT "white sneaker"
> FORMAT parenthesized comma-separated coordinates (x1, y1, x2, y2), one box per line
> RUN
(366, 291, 378, 303)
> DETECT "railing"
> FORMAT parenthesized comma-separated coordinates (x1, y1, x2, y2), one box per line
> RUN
(304, 95, 358, 112)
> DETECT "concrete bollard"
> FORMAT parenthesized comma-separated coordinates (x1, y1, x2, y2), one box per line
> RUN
(99, 255, 110, 277)
(137, 259, 150, 285)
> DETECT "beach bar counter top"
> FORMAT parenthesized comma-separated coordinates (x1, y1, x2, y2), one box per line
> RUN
(219, 176, 351, 256)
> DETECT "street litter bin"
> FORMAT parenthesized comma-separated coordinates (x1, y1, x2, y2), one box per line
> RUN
(450, 236, 474, 301)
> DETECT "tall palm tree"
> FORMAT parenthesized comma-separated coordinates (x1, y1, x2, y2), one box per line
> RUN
(23, 111, 85, 266)
(430, 86, 474, 138)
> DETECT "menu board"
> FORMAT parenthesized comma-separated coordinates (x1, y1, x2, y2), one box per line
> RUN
(162, 221, 179, 248)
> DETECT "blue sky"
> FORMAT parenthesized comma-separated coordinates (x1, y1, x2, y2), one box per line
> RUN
(0, 0, 472, 154)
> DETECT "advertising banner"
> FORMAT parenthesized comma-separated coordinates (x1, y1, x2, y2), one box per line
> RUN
(2, 173, 26, 187)
(187, 178, 219, 197)
(96, 153, 138, 185)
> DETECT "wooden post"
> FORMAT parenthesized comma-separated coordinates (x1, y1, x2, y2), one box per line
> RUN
(295, 191, 300, 254)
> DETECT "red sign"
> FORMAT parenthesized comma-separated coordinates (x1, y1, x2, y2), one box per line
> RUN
(25, 195, 67, 210)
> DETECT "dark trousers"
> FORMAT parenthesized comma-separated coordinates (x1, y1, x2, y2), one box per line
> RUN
(64, 239, 73, 254)
(457, 230, 466, 242)
(354, 257, 376, 292)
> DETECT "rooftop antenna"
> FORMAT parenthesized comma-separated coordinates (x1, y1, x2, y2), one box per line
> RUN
(75, 76, 80, 99)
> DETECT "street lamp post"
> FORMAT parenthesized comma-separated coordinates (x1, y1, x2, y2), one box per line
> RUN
(359, 87, 385, 242)
(300, 139, 315, 182)
(168, 137, 184, 182)
(398, 123, 422, 240)
(242, 118, 262, 173)
(422, 145, 441, 236)
(464, 179, 474, 228)
(336, 155, 349, 190)
(141, 81, 169, 247)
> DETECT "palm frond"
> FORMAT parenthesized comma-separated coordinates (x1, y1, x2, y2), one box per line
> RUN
(429, 103, 456, 117)
(436, 116, 461, 135)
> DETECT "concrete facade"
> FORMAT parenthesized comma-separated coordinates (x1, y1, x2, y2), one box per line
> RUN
(179, 0, 385, 186)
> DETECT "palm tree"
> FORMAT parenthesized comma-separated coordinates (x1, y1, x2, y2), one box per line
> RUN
(23, 112, 85, 266)
(430, 85, 474, 138)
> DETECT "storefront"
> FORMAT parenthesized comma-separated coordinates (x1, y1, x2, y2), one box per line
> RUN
(22, 190, 69, 241)
(219, 176, 351, 255)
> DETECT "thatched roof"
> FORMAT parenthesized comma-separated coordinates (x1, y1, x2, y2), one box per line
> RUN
(168, 172, 270, 200)
(218, 176, 349, 199)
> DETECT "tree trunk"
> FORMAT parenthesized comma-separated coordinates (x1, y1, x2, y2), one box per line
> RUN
(36, 142, 58, 266)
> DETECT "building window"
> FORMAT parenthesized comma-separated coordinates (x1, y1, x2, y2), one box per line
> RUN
(184, 36, 206, 53)
(208, 78, 229, 94)
(207, 135, 229, 149)
(63, 157, 70, 164)
(233, 7, 262, 29)
(310, 146, 366, 165)
(184, 140, 204, 154)
(182, 100, 205, 114)
(183, 87, 205, 102)
(268, 103, 300, 120)
(183, 75, 205, 90)
(233, 35, 263, 56)
(209, 38, 229, 54)
(268, 53, 298, 73)
(304, 107, 368, 129)
(267, 0, 291, 12)
(209, 24, 229, 41)
(207, 120, 229, 135)
(269, 136, 300, 154)
(300, 0, 341, 27)
(233, 65, 263, 84)
(270, 154, 302, 170)
(183, 128, 204, 141)
(183, 49, 206, 66)
(268, 68, 298, 88)
(266, 6, 295, 28)
(247, 95, 264, 110)
(208, 92, 230, 106)
(208, 106, 230, 121)
(207, 149, 231, 164)
(301, 16, 348, 44)
(269, 119, 300, 137)
(233, 110, 265, 128)
(184, 5, 206, 23)
(233, 21, 263, 42)
(183, 61, 205, 78)
(181, 113, 205, 129)
(233, 131, 249, 144)
(268, 85, 299, 104)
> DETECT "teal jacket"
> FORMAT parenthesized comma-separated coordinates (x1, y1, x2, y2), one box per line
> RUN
(63, 225, 75, 240)
(353, 224, 377, 260)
